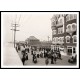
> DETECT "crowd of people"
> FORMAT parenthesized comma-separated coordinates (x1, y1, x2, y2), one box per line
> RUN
(15, 43, 63, 65)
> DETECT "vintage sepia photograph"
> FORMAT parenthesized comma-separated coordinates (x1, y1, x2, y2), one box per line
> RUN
(1, 12, 79, 68)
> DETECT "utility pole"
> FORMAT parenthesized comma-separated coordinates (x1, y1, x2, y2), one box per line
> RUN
(11, 22, 19, 48)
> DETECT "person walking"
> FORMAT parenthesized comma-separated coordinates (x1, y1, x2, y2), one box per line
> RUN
(34, 54, 37, 63)
(31, 50, 33, 55)
(32, 51, 34, 62)
(22, 54, 26, 65)
(25, 49, 28, 60)
(33, 51, 37, 63)
(45, 57, 49, 65)
(51, 50, 54, 64)
(18, 44, 20, 51)
(53, 51, 57, 64)
(57, 49, 62, 60)
(51, 55, 54, 64)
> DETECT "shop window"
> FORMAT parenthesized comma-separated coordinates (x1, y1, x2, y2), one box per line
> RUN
(68, 49, 72, 55)
(73, 47, 76, 54)
(67, 47, 72, 55)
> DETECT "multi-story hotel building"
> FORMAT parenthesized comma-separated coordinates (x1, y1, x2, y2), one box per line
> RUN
(51, 14, 77, 55)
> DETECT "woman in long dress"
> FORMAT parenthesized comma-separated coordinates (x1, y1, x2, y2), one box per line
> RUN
(53, 51, 57, 64)
(45, 57, 49, 65)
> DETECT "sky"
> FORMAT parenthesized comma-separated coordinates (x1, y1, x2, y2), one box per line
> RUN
(2, 12, 78, 44)
(2, 12, 54, 43)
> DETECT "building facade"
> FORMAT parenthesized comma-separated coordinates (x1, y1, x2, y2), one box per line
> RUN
(25, 36, 52, 51)
(25, 36, 41, 50)
(51, 14, 77, 55)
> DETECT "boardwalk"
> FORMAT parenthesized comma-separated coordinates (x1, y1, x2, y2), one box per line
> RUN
(3, 43, 23, 66)
(17, 50, 76, 66)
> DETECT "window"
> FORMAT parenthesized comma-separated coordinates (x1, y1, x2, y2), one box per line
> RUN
(67, 47, 72, 55)
(66, 14, 77, 21)
(58, 27, 63, 34)
(52, 30, 56, 35)
(53, 37, 56, 43)
(70, 14, 74, 20)
(72, 35, 77, 43)
(61, 28, 63, 33)
(60, 38, 62, 42)
(67, 37, 70, 43)
(74, 14, 77, 19)
(58, 28, 60, 34)
(68, 49, 72, 53)
(54, 30, 56, 34)
(66, 23, 77, 32)
(52, 38, 54, 42)
(62, 37, 64, 43)
(56, 46, 59, 51)
(58, 37, 64, 43)
(66, 24, 72, 32)
(72, 23, 76, 31)
(54, 46, 56, 50)
(66, 15, 70, 21)
(58, 17, 63, 24)
(66, 36, 70, 43)
(73, 47, 76, 54)
(56, 37, 58, 43)
(60, 19, 63, 23)
(53, 37, 58, 43)
(68, 25, 71, 29)
(58, 37, 60, 43)
(52, 21, 56, 26)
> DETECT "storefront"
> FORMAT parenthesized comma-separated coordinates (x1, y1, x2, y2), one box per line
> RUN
(67, 46, 76, 55)
(51, 44, 60, 51)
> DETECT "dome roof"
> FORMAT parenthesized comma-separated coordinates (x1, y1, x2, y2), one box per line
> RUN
(27, 36, 39, 40)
